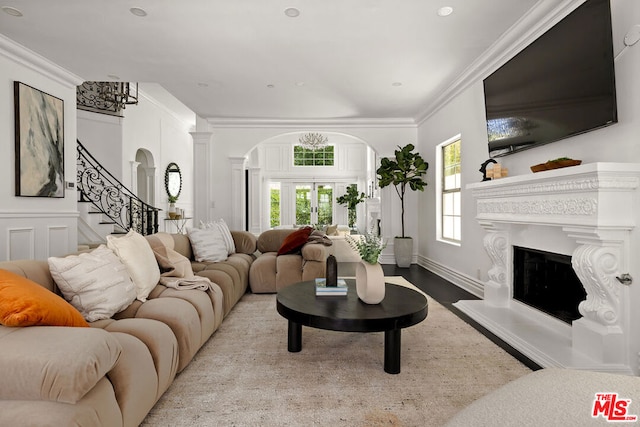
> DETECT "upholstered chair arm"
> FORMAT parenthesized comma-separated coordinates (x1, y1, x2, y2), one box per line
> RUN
(231, 230, 257, 254)
(301, 243, 327, 263)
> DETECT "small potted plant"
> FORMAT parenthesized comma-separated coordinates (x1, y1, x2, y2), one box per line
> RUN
(346, 233, 387, 304)
(346, 232, 386, 265)
(336, 184, 366, 232)
(168, 195, 178, 219)
(376, 144, 428, 267)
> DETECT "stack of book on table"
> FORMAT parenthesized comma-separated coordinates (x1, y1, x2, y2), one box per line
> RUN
(315, 278, 347, 296)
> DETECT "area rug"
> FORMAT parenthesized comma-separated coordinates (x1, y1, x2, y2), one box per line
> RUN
(141, 277, 531, 426)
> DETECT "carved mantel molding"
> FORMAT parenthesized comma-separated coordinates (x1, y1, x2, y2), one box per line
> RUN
(468, 163, 640, 369)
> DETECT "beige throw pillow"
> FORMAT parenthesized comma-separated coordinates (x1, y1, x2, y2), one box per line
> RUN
(107, 230, 161, 302)
(48, 245, 137, 321)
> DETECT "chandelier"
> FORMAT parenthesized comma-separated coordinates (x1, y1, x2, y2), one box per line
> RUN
(298, 132, 328, 150)
(76, 82, 139, 116)
(101, 82, 139, 110)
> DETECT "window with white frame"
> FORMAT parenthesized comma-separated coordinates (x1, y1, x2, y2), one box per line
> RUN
(293, 145, 335, 166)
(440, 138, 461, 243)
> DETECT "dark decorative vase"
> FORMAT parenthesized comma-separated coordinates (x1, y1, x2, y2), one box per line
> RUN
(326, 255, 338, 287)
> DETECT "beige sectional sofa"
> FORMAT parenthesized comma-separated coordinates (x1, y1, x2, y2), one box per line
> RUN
(248, 228, 328, 293)
(0, 230, 257, 427)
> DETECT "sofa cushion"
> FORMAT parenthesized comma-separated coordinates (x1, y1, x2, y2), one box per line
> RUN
(325, 224, 339, 236)
(277, 226, 313, 255)
(187, 226, 228, 263)
(0, 269, 89, 327)
(107, 230, 161, 302)
(0, 326, 121, 404)
(48, 245, 137, 322)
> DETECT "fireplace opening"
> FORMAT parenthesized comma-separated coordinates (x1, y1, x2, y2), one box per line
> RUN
(513, 246, 587, 324)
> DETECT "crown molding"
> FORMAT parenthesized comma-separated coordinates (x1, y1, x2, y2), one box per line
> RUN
(0, 33, 83, 88)
(138, 88, 196, 131)
(415, 0, 585, 125)
(206, 117, 416, 129)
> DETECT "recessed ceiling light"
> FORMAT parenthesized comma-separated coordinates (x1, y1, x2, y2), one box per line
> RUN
(295, 82, 305, 87)
(130, 7, 147, 17)
(437, 6, 454, 17)
(107, 74, 121, 80)
(197, 82, 209, 88)
(392, 82, 403, 87)
(267, 84, 275, 89)
(2, 6, 23, 17)
(284, 7, 300, 18)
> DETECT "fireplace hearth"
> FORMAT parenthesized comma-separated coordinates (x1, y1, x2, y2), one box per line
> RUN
(454, 163, 640, 376)
(513, 246, 586, 324)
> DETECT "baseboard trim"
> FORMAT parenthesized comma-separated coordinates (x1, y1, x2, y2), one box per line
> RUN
(416, 255, 484, 298)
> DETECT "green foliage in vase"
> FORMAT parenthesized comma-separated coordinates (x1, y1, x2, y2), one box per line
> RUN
(168, 195, 178, 204)
(336, 184, 366, 228)
(346, 233, 387, 264)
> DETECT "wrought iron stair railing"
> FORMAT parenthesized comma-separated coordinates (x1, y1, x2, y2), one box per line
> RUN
(77, 140, 160, 236)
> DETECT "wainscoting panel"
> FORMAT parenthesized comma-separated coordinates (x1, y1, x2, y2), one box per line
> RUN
(0, 212, 78, 261)
(48, 225, 69, 258)
(8, 227, 35, 261)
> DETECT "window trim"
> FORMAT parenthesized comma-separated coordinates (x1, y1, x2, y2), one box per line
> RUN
(435, 135, 462, 246)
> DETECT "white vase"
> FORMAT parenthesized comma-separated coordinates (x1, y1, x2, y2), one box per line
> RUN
(355, 260, 385, 304)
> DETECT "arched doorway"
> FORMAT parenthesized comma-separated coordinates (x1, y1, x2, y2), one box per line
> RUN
(245, 132, 380, 234)
(135, 148, 156, 206)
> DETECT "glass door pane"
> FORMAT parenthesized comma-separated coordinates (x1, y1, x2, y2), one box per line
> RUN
(316, 184, 333, 227)
(295, 184, 311, 225)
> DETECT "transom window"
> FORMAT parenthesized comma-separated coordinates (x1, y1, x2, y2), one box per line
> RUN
(293, 145, 334, 166)
(441, 138, 461, 243)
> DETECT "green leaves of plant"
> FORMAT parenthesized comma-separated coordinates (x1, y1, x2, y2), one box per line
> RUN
(336, 184, 366, 210)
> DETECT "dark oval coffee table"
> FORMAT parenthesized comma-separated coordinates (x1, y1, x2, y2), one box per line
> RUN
(276, 279, 428, 374)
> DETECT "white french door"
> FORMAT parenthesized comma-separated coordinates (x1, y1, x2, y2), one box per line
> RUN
(294, 182, 334, 226)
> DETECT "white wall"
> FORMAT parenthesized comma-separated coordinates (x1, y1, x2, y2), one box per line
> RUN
(417, 0, 640, 286)
(0, 35, 82, 260)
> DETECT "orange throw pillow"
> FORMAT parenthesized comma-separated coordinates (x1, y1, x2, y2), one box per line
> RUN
(0, 269, 89, 327)
(277, 227, 313, 255)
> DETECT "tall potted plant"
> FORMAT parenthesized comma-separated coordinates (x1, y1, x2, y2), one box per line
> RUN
(336, 184, 366, 231)
(376, 143, 428, 267)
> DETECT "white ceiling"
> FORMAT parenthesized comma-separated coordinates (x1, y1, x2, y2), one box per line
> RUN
(0, 0, 540, 122)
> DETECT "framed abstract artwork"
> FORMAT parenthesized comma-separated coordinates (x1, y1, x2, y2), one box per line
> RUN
(14, 81, 65, 198)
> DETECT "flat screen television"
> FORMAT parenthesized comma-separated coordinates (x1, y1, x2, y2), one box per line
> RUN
(484, 0, 617, 158)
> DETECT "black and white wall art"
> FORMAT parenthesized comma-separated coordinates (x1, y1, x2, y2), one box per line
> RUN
(14, 81, 65, 198)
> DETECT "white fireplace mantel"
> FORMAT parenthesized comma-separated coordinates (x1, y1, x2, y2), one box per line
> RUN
(455, 163, 640, 375)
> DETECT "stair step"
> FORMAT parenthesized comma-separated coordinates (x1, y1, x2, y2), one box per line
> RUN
(99, 221, 116, 225)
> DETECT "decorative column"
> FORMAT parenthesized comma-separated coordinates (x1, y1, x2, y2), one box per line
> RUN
(229, 157, 247, 231)
(247, 167, 261, 235)
(190, 132, 212, 225)
(129, 161, 140, 194)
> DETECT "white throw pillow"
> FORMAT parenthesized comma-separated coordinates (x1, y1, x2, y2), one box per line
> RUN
(107, 230, 161, 302)
(48, 245, 137, 321)
(200, 219, 236, 254)
(187, 226, 228, 263)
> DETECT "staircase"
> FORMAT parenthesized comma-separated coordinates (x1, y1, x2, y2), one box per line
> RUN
(76, 140, 160, 246)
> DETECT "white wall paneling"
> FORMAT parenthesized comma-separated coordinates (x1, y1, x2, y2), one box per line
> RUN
(7, 227, 34, 261)
(47, 225, 69, 258)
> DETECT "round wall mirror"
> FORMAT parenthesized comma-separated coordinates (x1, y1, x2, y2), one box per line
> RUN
(165, 162, 182, 200)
